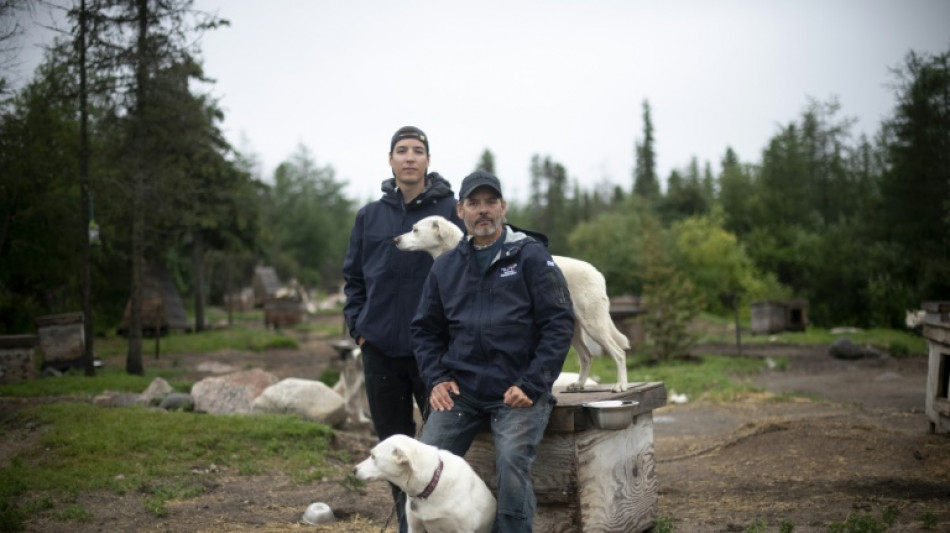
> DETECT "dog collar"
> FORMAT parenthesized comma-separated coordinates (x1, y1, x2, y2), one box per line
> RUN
(416, 459, 443, 499)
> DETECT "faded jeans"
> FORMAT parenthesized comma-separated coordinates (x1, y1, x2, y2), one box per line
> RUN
(420, 390, 554, 533)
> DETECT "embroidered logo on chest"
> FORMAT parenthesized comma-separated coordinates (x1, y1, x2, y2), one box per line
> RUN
(500, 263, 519, 278)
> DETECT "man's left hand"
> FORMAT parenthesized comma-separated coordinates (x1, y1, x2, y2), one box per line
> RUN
(503, 386, 534, 408)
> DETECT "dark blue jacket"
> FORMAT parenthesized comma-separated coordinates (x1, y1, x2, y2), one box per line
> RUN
(343, 173, 463, 357)
(411, 225, 575, 402)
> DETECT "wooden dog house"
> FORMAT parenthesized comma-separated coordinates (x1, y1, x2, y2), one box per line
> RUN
(750, 299, 808, 334)
(118, 263, 191, 336)
(922, 301, 950, 434)
(35, 312, 85, 370)
(0, 335, 38, 383)
(466, 382, 667, 532)
(253, 266, 281, 308)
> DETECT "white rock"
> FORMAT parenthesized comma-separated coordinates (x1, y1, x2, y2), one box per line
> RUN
(252, 378, 347, 427)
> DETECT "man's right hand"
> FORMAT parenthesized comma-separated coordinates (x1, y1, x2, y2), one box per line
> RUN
(430, 380, 459, 411)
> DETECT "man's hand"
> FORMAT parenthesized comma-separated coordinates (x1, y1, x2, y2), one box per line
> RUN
(430, 380, 459, 411)
(503, 386, 534, 408)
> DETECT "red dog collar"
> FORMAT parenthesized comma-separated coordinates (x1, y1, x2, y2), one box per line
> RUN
(416, 458, 444, 498)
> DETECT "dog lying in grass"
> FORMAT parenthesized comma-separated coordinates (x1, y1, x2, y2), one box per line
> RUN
(354, 434, 496, 533)
(395, 215, 630, 392)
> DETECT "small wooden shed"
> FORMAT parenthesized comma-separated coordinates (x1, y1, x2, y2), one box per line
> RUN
(610, 295, 647, 347)
(0, 335, 38, 383)
(118, 262, 191, 336)
(253, 266, 281, 308)
(750, 299, 808, 334)
(35, 312, 85, 369)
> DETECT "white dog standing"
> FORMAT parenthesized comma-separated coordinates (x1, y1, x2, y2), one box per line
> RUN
(332, 346, 372, 425)
(354, 434, 496, 533)
(394, 215, 630, 392)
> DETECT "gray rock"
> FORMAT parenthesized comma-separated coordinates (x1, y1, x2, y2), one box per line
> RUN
(196, 361, 238, 374)
(159, 392, 194, 411)
(93, 391, 143, 408)
(828, 338, 887, 360)
(191, 368, 279, 415)
(252, 378, 347, 427)
(141, 377, 173, 406)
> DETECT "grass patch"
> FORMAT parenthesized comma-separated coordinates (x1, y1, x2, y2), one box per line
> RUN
(201, 307, 264, 324)
(0, 366, 191, 398)
(921, 511, 938, 529)
(0, 403, 335, 527)
(699, 320, 926, 357)
(653, 516, 675, 533)
(562, 350, 769, 401)
(52, 503, 92, 522)
(91, 323, 298, 359)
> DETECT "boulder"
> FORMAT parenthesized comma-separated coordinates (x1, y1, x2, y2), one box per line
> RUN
(252, 378, 347, 427)
(828, 338, 887, 360)
(191, 368, 278, 415)
(159, 392, 194, 411)
(196, 361, 238, 374)
(93, 391, 143, 408)
(141, 377, 173, 406)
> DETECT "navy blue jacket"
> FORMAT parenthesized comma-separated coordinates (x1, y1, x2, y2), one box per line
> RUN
(343, 173, 463, 357)
(411, 225, 575, 402)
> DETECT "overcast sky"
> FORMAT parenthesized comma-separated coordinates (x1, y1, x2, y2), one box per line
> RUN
(15, 1, 950, 204)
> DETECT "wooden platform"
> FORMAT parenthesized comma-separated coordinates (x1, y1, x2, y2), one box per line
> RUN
(465, 381, 667, 533)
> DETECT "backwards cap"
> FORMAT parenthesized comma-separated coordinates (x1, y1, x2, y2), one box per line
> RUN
(390, 126, 429, 153)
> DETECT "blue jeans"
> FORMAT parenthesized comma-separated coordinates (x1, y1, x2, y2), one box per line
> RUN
(420, 391, 554, 533)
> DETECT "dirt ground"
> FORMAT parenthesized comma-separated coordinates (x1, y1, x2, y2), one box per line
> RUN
(6, 315, 950, 533)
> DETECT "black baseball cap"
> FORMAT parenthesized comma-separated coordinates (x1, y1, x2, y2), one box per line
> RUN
(390, 126, 429, 154)
(459, 170, 503, 200)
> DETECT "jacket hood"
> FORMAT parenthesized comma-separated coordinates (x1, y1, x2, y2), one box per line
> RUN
(505, 223, 550, 248)
(379, 172, 454, 205)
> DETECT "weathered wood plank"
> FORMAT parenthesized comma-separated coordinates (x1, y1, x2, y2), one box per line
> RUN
(934, 398, 950, 417)
(576, 414, 657, 532)
(467, 435, 583, 532)
(466, 432, 578, 504)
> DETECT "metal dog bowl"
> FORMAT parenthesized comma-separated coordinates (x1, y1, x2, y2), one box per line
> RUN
(301, 502, 335, 525)
(583, 400, 639, 430)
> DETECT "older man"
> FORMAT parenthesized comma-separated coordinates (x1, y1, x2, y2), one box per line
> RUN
(411, 170, 575, 532)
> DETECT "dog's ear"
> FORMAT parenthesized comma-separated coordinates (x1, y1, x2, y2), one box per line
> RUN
(430, 219, 442, 238)
(391, 444, 410, 465)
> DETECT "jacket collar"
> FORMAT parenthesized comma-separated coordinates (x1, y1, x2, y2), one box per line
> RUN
(379, 172, 454, 208)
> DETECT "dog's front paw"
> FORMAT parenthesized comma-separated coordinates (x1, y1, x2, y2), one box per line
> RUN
(566, 382, 586, 392)
(610, 383, 630, 393)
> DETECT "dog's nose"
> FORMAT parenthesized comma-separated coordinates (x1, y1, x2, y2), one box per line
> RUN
(393, 236, 401, 244)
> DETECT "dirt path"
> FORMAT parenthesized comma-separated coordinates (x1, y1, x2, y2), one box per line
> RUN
(655, 344, 948, 532)
(8, 319, 950, 532)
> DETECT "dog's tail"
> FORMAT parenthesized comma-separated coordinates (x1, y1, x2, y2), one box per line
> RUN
(610, 323, 631, 351)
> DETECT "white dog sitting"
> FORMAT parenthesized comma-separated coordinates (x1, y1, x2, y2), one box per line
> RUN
(354, 434, 496, 533)
(394, 215, 631, 392)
